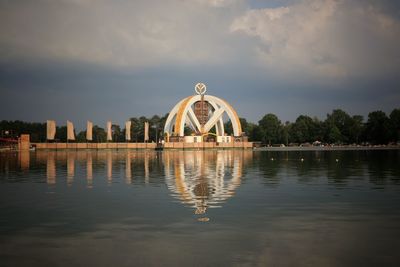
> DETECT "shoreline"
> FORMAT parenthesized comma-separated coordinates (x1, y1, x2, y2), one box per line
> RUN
(1, 147, 399, 153)
(254, 146, 400, 152)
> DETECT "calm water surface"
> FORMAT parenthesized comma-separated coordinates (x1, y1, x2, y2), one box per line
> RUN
(1, 149, 400, 266)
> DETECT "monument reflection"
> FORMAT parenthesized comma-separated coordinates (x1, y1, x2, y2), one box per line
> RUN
(23, 149, 253, 218)
(164, 150, 252, 219)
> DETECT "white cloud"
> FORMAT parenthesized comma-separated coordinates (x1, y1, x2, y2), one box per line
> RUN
(230, 0, 400, 78)
(0, 0, 399, 79)
(0, 0, 245, 67)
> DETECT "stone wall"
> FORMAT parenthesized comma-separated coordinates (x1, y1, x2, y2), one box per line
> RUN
(33, 143, 157, 150)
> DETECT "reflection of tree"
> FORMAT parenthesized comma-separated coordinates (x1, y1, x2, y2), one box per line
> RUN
(367, 150, 400, 185)
(292, 151, 364, 186)
(256, 151, 282, 185)
(325, 151, 355, 185)
(0, 152, 18, 177)
(255, 151, 385, 187)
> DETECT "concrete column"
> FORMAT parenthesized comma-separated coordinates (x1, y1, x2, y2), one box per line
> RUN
(18, 134, 30, 150)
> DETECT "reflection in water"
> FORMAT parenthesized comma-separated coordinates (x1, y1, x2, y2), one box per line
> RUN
(67, 152, 75, 186)
(19, 151, 30, 171)
(9, 149, 397, 190)
(107, 151, 112, 184)
(144, 152, 149, 184)
(36, 150, 253, 219)
(2, 149, 400, 266)
(39, 150, 161, 187)
(125, 151, 132, 184)
(164, 151, 252, 219)
(46, 152, 56, 185)
(87, 152, 93, 188)
(253, 150, 400, 186)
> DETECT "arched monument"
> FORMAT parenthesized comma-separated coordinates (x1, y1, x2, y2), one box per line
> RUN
(164, 83, 244, 143)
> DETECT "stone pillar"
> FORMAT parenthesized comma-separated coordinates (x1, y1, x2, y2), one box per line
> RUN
(18, 134, 30, 151)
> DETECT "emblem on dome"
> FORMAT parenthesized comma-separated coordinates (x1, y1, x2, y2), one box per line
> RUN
(195, 83, 207, 95)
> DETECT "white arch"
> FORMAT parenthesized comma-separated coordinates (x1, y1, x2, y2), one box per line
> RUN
(164, 97, 188, 135)
(164, 95, 242, 137)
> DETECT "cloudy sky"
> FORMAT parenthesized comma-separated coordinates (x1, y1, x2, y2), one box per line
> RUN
(1, 0, 399, 129)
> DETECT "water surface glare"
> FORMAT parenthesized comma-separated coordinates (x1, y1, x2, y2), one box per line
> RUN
(1, 150, 400, 266)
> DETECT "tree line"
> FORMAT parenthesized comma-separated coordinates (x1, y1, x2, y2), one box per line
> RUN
(1, 108, 399, 145)
(226, 108, 399, 145)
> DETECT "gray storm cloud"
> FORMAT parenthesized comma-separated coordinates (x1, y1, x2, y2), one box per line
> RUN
(231, 0, 400, 78)
(1, 0, 398, 78)
(0, 0, 399, 125)
(0, 0, 246, 67)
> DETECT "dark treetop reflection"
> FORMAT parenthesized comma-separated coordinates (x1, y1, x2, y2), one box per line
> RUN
(0, 150, 400, 266)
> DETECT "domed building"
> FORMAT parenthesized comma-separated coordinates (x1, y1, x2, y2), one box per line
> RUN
(163, 83, 252, 148)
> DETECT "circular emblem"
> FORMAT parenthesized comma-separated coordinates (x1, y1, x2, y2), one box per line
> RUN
(195, 83, 207, 95)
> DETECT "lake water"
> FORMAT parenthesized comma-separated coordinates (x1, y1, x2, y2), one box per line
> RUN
(1, 149, 400, 266)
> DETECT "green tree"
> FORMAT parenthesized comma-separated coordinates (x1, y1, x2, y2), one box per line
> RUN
(258, 114, 282, 145)
(281, 121, 290, 146)
(224, 121, 233, 135)
(157, 113, 169, 141)
(55, 126, 67, 142)
(291, 115, 311, 143)
(224, 117, 249, 136)
(76, 131, 86, 142)
(129, 114, 168, 142)
(348, 115, 364, 144)
(130, 116, 148, 142)
(111, 124, 123, 142)
(364, 110, 390, 144)
(323, 109, 353, 143)
(93, 125, 106, 143)
(129, 117, 141, 142)
(239, 118, 249, 135)
(247, 122, 262, 142)
(389, 108, 400, 142)
(289, 115, 321, 143)
(0, 120, 46, 142)
(326, 125, 342, 144)
(149, 114, 165, 142)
